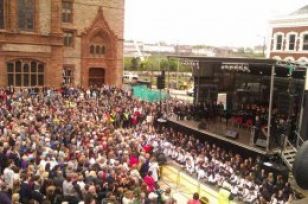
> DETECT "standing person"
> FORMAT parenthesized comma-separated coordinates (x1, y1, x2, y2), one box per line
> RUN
(146, 112, 154, 130)
(187, 192, 201, 204)
(143, 171, 156, 193)
(149, 157, 160, 183)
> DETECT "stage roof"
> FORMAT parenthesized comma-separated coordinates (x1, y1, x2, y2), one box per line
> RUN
(167, 56, 307, 78)
(167, 56, 277, 65)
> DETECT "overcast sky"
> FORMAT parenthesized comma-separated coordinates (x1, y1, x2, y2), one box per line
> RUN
(124, 0, 308, 47)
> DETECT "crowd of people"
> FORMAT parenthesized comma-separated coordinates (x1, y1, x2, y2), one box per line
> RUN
(0, 86, 174, 204)
(0, 86, 298, 204)
(161, 128, 294, 204)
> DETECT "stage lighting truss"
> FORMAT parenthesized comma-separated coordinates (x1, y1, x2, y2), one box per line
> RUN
(181, 59, 200, 72)
(181, 59, 199, 67)
(221, 63, 250, 73)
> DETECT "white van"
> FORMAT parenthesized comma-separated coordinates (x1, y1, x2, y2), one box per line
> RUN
(187, 87, 194, 96)
(123, 74, 139, 83)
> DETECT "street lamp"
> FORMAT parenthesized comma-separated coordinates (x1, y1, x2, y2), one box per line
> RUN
(257, 34, 266, 58)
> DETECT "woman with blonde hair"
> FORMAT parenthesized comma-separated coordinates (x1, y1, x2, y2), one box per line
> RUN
(12, 193, 20, 204)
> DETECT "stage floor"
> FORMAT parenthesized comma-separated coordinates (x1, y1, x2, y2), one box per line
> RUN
(167, 117, 279, 155)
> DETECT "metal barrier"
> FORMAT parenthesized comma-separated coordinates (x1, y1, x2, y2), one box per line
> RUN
(295, 131, 305, 148)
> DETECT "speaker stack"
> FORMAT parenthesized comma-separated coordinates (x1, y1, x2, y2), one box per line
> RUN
(255, 139, 267, 148)
(156, 71, 165, 90)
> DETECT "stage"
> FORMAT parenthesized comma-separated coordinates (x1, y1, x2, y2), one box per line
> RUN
(167, 116, 280, 156)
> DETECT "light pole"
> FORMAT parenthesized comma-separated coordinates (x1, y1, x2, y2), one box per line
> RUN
(257, 34, 266, 58)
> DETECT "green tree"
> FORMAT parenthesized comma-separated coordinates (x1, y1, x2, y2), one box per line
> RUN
(131, 57, 140, 70)
(160, 59, 169, 70)
(167, 58, 178, 72)
(124, 57, 133, 70)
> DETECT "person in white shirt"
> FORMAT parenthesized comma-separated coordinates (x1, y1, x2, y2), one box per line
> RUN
(171, 148, 179, 160)
(242, 185, 252, 203)
(230, 184, 239, 199)
(178, 150, 186, 165)
(208, 173, 217, 185)
(230, 174, 238, 185)
(3, 162, 14, 190)
(248, 188, 258, 203)
(217, 173, 225, 187)
(196, 162, 205, 180)
(167, 145, 173, 158)
(270, 193, 278, 204)
(149, 158, 160, 182)
(130, 166, 142, 184)
(185, 158, 195, 175)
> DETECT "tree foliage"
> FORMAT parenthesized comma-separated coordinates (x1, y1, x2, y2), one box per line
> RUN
(124, 56, 191, 72)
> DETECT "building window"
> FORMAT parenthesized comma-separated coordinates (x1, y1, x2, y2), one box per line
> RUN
(303, 34, 308, 51)
(101, 46, 105, 54)
(96, 45, 100, 54)
(7, 60, 44, 87)
(275, 34, 283, 50)
(288, 34, 296, 51)
(0, 0, 4, 29)
(62, 0, 73, 23)
(90, 44, 106, 56)
(64, 32, 74, 47)
(18, 0, 35, 31)
(63, 67, 74, 85)
(90, 45, 95, 54)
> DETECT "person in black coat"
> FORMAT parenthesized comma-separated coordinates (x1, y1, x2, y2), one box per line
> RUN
(140, 158, 150, 178)
(20, 176, 32, 204)
(31, 184, 45, 204)
(0, 191, 10, 204)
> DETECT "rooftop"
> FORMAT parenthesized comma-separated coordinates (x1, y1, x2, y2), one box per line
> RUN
(291, 5, 308, 16)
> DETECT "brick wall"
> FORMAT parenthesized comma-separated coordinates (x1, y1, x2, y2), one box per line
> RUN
(270, 26, 308, 61)
(0, 0, 124, 88)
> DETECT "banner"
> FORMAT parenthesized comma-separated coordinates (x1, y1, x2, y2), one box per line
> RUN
(217, 93, 227, 110)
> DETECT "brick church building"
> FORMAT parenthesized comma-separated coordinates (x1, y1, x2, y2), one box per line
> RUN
(0, 0, 124, 88)
(269, 5, 308, 64)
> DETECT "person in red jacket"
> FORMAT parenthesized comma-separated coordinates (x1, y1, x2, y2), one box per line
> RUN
(187, 192, 201, 204)
(143, 171, 156, 192)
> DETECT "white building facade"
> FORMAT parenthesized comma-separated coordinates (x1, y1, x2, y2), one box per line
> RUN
(269, 5, 308, 64)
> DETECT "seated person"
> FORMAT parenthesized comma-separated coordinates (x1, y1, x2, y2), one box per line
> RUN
(171, 148, 179, 160)
(196, 162, 206, 180)
(208, 172, 218, 185)
(230, 184, 239, 199)
(243, 186, 258, 203)
(185, 158, 195, 175)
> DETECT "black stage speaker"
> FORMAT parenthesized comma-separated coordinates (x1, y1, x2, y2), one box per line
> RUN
(198, 121, 207, 130)
(224, 129, 238, 139)
(293, 141, 308, 189)
(300, 90, 308, 141)
(157, 76, 165, 89)
(161, 70, 165, 77)
(255, 139, 267, 148)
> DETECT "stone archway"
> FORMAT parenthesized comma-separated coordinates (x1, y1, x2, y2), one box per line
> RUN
(88, 67, 105, 87)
